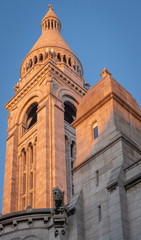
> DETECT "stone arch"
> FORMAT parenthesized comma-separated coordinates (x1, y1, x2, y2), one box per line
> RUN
(33, 136, 37, 145)
(18, 100, 38, 136)
(58, 88, 80, 108)
(15, 89, 43, 125)
(18, 144, 27, 157)
(25, 102, 38, 130)
(27, 141, 33, 149)
(18, 135, 35, 154)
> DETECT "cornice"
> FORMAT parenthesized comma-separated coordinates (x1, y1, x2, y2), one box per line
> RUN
(5, 64, 52, 112)
(5, 59, 87, 112)
(73, 92, 141, 128)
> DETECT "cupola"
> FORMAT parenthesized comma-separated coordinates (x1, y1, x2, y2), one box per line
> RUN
(41, 5, 61, 32)
(20, 5, 83, 79)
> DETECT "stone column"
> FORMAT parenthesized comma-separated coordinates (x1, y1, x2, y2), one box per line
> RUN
(2, 127, 18, 214)
(26, 146, 29, 207)
(18, 153, 22, 211)
(107, 173, 130, 240)
(33, 140, 36, 208)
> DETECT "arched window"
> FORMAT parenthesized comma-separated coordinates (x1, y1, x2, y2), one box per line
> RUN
(48, 20, 50, 29)
(29, 59, 32, 68)
(22, 149, 26, 171)
(64, 102, 76, 124)
(33, 56, 37, 64)
(63, 55, 67, 63)
(64, 98, 77, 201)
(20, 139, 36, 210)
(51, 20, 53, 29)
(55, 21, 57, 29)
(57, 53, 61, 62)
(26, 103, 38, 130)
(39, 53, 43, 62)
(68, 58, 71, 66)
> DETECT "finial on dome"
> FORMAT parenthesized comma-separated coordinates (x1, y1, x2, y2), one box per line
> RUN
(48, 4, 53, 10)
(99, 68, 112, 78)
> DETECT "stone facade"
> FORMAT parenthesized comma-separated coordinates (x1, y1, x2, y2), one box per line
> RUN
(2, 5, 87, 215)
(1, 5, 141, 240)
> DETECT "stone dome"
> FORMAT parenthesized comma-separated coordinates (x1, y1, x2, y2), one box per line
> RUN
(20, 5, 83, 78)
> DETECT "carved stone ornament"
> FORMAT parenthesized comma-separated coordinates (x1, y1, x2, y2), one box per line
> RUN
(53, 186, 64, 209)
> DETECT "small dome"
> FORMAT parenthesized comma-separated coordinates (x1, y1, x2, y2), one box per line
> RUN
(20, 5, 83, 78)
(28, 4, 72, 55)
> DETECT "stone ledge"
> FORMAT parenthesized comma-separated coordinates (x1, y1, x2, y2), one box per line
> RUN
(124, 172, 141, 190)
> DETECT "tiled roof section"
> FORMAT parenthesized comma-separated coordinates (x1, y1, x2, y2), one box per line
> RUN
(29, 29, 73, 54)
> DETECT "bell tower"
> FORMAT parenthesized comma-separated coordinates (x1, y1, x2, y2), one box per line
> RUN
(2, 5, 87, 214)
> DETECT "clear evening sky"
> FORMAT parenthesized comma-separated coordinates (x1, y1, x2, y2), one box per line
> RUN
(0, 0, 141, 213)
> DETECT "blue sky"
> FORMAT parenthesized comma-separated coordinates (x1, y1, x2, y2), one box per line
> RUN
(0, 0, 141, 213)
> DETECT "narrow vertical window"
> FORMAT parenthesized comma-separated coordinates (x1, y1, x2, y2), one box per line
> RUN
(71, 141, 75, 158)
(77, 65, 79, 73)
(34, 56, 37, 64)
(96, 170, 99, 187)
(98, 205, 102, 222)
(51, 20, 53, 29)
(72, 183, 74, 195)
(48, 20, 50, 29)
(30, 172, 33, 190)
(23, 151, 26, 171)
(39, 54, 43, 62)
(68, 58, 71, 66)
(57, 53, 61, 62)
(93, 122, 98, 139)
(23, 174, 26, 195)
(30, 145, 33, 169)
(72, 174, 74, 195)
(71, 161, 74, 169)
(63, 55, 67, 63)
